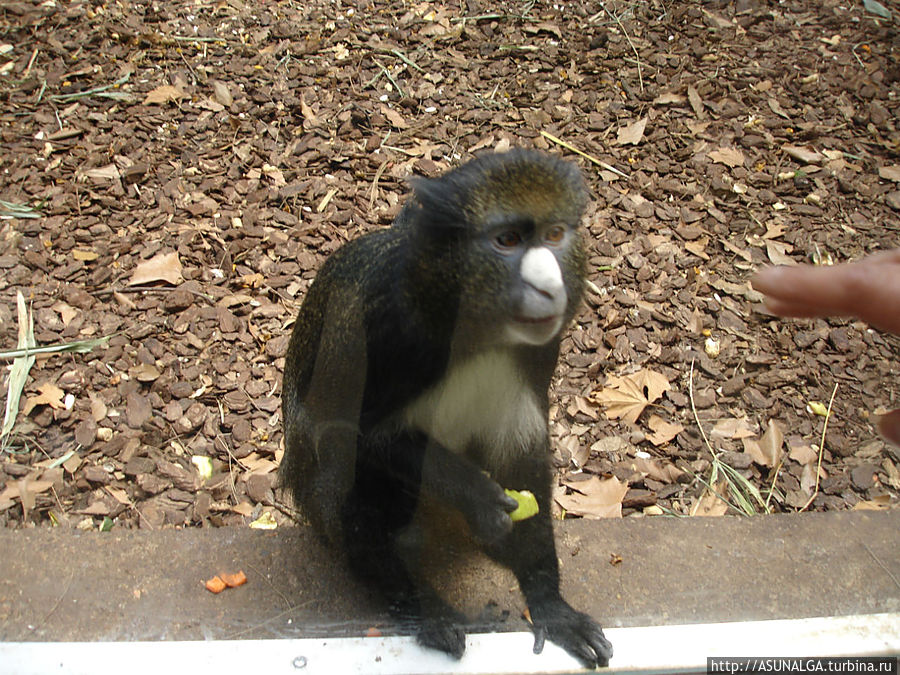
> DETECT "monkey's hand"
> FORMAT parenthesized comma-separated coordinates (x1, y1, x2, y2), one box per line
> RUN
(463, 477, 518, 545)
(529, 595, 613, 669)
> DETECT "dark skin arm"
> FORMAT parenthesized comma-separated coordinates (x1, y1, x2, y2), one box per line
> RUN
(751, 249, 900, 445)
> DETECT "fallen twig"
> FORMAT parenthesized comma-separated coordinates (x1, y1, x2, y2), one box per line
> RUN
(540, 131, 629, 178)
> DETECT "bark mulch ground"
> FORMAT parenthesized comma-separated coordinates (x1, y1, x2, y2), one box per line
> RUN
(0, 0, 898, 531)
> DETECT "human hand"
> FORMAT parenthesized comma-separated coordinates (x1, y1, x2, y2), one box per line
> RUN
(750, 248, 900, 335)
(751, 249, 900, 445)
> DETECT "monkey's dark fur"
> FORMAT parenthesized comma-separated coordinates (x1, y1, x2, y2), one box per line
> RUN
(280, 149, 613, 668)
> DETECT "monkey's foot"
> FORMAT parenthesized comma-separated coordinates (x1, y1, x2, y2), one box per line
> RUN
(415, 616, 466, 660)
(529, 597, 613, 669)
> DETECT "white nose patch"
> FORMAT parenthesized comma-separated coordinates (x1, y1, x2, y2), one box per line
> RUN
(520, 246, 564, 297)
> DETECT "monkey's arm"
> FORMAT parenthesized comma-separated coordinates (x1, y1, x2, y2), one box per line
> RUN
(489, 453, 614, 669)
(281, 281, 368, 542)
(417, 435, 519, 544)
(359, 427, 518, 543)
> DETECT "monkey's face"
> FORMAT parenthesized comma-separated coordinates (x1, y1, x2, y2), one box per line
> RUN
(408, 149, 588, 349)
(458, 215, 585, 348)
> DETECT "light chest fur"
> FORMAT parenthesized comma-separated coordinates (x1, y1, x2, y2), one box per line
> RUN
(403, 350, 546, 466)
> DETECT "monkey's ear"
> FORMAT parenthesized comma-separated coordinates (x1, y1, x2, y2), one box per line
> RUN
(406, 175, 469, 234)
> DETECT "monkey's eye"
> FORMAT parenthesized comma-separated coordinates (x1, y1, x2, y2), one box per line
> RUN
(494, 230, 523, 250)
(545, 225, 567, 245)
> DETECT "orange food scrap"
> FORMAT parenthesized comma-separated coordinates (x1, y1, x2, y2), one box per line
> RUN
(205, 575, 227, 593)
(366, 627, 382, 638)
(220, 570, 247, 588)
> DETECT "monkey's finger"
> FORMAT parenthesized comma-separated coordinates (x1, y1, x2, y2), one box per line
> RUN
(565, 617, 612, 668)
(498, 492, 519, 513)
(552, 630, 601, 669)
(531, 625, 546, 655)
(584, 627, 613, 667)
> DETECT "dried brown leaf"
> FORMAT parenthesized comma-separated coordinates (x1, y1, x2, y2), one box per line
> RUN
(523, 21, 562, 39)
(768, 97, 790, 119)
(628, 456, 684, 484)
(143, 84, 188, 105)
(646, 415, 684, 446)
(783, 145, 825, 164)
(687, 84, 703, 117)
(788, 443, 817, 465)
(590, 370, 670, 425)
(211, 80, 233, 107)
(765, 239, 796, 266)
(710, 418, 758, 441)
(105, 486, 132, 505)
(381, 105, 408, 129)
(13, 476, 54, 518)
(23, 382, 66, 415)
(742, 419, 785, 468)
(878, 165, 900, 182)
(556, 475, 628, 519)
(88, 392, 108, 422)
(51, 301, 78, 326)
(851, 495, 891, 511)
(78, 164, 121, 182)
(799, 462, 817, 494)
(693, 481, 729, 517)
(616, 117, 647, 146)
(708, 146, 745, 168)
(684, 236, 709, 260)
(720, 238, 753, 262)
(129, 251, 184, 286)
(653, 92, 686, 105)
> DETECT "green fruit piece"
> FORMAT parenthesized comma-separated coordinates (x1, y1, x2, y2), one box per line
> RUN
(504, 489, 539, 522)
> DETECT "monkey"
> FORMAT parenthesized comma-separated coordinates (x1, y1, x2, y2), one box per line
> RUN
(280, 149, 613, 668)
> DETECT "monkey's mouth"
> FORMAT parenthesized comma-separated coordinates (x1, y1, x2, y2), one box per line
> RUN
(514, 314, 560, 325)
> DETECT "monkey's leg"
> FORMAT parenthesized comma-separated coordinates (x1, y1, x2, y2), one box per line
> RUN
(488, 457, 613, 669)
(342, 435, 469, 658)
(287, 421, 357, 545)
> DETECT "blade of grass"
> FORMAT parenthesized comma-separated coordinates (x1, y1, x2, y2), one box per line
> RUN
(688, 358, 764, 516)
(717, 458, 766, 514)
(800, 383, 839, 512)
(597, 1, 644, 93)
(0, 335, 112, 360)
(372, 58, 404, 97)
(2, 292, 36, 447)
(764, 455, 787, 512)
(0, 200, 42, 219)
(49, 73, 132, 104)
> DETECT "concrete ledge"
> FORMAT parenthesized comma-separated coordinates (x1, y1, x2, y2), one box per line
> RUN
(0, 511, 897, 643)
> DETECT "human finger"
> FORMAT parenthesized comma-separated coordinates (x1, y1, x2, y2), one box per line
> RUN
(752, 259, 900, 334)
(878, 409, 900, 447)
